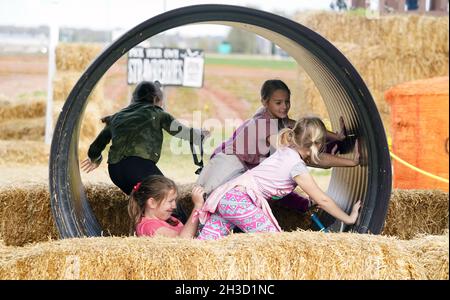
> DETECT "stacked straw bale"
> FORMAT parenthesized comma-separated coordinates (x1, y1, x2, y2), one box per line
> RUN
(0, 140, 49, 165)
(0, 117, 45, 141)
(0, 183, 126, 246)
(297, 13, 449, 56)
(54, 43, 104, 104)
(52, 71, 104, 105)
(0, 100, 45, 122)
(0, 182, 448, 247)
(383, 190, 449, 239)
(53, 43, 106, 153)
(56, 43, 104, 73)
(0, 232, 447, 280)
(84, 183, 130, 236)
(0, 184, 57, 246)
(0, 183, 312, 247)
(0, 99, 47, 141)
(295, 12, 449, 131)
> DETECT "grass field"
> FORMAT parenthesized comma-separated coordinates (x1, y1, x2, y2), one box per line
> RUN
(205, 54, 297, 70)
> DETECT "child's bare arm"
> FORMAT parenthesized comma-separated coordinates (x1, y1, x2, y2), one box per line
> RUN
(178, 186, 205, 238)
(294, 172, 360, 225)
(308, 153, 359, 169)
(153, 186, 205, 238)
(308, 139, 360, 169)
(153, 227, 180, 238)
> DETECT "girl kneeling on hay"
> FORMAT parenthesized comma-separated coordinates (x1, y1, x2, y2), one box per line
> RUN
(129, 175, 205, 238)
(196, 116, 361, 240)
(196, 79, 358, 214)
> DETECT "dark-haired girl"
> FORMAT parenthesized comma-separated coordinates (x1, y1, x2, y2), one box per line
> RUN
(81, 81, 209, 198)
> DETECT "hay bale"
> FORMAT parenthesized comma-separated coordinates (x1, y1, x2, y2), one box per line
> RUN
(0, 140, 49, 165)
(0, 183, 128, 246)
(0, 117, 44, 141)
(383, 190, 449, 240)
(409, 232, 449, 280)
(52, 100, 104, 155)
(0, 184, 57, 247)
(298, 41, 446, 131)
(0, 183, 310, 247)
(79, 102, 103, 146)
(55, 43, 103, 72)
(295, 13, 449, 134)
(0, 100, 46, 122)
(296, 12, 449, 58)
(1, 183, 447, 247)
(85, 183, 129, 236)
(53, 71, 104, 104)
(0, 232, 447, 280)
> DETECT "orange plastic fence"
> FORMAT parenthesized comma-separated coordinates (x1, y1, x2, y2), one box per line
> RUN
(385, 77, 449, 192)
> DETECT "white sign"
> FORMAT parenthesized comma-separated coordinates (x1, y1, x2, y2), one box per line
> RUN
(127, 47, 204, 88)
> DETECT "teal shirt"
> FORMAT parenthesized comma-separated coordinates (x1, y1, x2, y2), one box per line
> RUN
(88, 102, 203, 165)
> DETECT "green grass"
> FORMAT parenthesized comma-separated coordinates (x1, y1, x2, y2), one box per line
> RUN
(205, 56, 297, 70)
(309, 168, 332, 177)
(18, 90, 47, 100)
(158, 129, 228, 183)
(346, 8, 369, 17)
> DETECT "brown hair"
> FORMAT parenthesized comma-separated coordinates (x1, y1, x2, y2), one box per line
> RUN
(131, 80, 163, 104)
(278, 117, 327, 164)
(127, 175, 178, 234)
(260, 79, 291, 103)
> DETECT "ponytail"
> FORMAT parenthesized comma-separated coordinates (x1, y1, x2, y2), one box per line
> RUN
(278, 117, 326, 164)
(128, 190, 144, 235)
(101, 115, 112, 125)
(278, 128, 295, 148)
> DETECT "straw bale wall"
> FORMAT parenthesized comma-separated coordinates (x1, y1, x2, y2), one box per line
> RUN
(0, 100, 45, 123)
(383, 190, 449, 239)
(0, 232, 447, 280)
(53, 71, 104, 104)
(0, 140, 49, 165)
(55, 43, 103, 73)
(295, 13, 449, 132)
(0, 183, 448, 247)
(0, 117, 45, 141)
(296, 13, 449, 54)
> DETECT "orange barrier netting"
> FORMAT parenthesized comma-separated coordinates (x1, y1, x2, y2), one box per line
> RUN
(386, 77, 449, 192)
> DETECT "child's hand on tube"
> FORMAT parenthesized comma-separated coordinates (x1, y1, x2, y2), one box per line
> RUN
(191, 186, 205, 208)
(347, 200, 362, 225)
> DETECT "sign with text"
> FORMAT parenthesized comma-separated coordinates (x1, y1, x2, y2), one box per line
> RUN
(127, 47, 204, 88)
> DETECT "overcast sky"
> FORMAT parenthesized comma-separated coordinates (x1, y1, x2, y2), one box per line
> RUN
(0, 0, 333, 35)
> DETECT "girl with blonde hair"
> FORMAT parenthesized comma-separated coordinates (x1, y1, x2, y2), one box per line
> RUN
(197, 116, 361, 240)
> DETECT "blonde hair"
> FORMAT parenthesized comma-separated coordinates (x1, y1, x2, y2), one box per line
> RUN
(128, 175, 178, 234)
(278, 117, 327, 164)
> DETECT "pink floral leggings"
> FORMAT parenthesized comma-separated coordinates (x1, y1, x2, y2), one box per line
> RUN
(197, 188, 278, 240)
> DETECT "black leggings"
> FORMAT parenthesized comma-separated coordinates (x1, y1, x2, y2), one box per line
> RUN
(108, 156, 187, 223)
(108, 156, 163, 195)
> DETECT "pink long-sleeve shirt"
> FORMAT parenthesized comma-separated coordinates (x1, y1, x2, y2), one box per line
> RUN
(199, 147, 309, 231)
